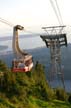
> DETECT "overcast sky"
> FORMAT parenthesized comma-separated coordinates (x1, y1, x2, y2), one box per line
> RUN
(0, 0, 71, 41)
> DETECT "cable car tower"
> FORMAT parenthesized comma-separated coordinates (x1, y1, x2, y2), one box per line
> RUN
(40, 26, 67, 89)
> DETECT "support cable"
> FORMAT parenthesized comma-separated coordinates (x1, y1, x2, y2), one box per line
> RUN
(0, 17, 14, 27)
(54, 0, 63, 25)
(49, 0, 62, 25)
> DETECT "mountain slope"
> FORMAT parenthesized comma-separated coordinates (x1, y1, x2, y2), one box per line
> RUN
(0, 60, 71, 108)
(0, 44, 71, 79)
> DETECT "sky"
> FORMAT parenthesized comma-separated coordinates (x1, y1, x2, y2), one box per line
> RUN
(0, 0, 71, 42)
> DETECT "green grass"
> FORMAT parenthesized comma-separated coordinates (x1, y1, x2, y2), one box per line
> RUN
(0, 98, 15, 108)
(0, 94, 71, 108)
(0, 61, 71, 108)
(29, 96, 71, 108)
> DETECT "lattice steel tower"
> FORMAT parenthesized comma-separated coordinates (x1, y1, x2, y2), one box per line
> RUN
(40, 26, 67, 89)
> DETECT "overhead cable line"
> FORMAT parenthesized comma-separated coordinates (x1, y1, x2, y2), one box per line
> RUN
(0, 17, 66, 36)
(49, 0, 62, 25)
(0, 16, 63, 35)
(54, 0, 63, 25)
(0, 17, 14, 27)
(23, 29, 45, 36)
(0, 17, 44, 36)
